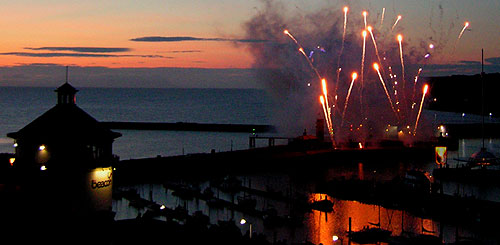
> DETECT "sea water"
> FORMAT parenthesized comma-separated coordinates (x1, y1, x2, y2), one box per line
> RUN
(0, 87, 276, 159)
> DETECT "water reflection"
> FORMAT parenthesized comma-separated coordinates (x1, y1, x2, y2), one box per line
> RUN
(306, 194, 439, 245)
(112, 138, 500, 244)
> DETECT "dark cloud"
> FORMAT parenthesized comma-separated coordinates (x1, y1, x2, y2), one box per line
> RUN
(24, 47, 131, 53)
(0, 52, 172, 59)
(0, 64, 261, 89)
(162, 50, 202, 53)
(458, 60, 481, 65)
(129, 36, 268, 43)
(486, 57, 500, 65)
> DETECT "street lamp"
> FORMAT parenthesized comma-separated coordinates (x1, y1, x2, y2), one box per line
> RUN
(333, 235, 343, 245)
(240, 218, 253, 239)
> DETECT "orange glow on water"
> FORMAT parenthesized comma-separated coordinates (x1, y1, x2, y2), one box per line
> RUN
(306, 194, 439, 245)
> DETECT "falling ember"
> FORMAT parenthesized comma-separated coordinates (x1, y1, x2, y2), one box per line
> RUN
(391, 15, 402, 31)
(374, 63, 398, 118)
(457, 21, 470, 40)
(414, 84, 429, 135)
(341, 72, 358, 127)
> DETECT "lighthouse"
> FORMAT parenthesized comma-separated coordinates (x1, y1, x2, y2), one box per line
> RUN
(7, 81, 121, 217)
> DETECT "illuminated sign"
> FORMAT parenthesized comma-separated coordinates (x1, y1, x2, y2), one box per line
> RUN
(86, 167, 112, 211)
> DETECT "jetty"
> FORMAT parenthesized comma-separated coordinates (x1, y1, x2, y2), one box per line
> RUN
(101, 121, 274, 133)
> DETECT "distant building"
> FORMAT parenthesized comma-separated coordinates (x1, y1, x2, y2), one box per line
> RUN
(7, 82, 121, 216)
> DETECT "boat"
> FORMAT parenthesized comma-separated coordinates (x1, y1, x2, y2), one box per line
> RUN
(349, 226, 392, 244)
(309, 198, 334, 212)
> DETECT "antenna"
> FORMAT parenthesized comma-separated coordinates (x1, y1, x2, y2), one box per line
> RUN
(481, 49, 485, 149)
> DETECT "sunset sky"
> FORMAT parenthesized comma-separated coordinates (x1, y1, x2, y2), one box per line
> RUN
(1, 0, 499, 88)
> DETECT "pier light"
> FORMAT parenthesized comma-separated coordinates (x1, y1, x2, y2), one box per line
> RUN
(333, 235, 343, 244)
(240, 218, 253, 239)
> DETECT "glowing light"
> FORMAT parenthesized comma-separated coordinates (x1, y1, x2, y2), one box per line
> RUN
(343, 6, 348, 13)
(397, 34, 403, 42)
(39, 145, 46, 151)
(358, 142, 363, 149)
(13, 143, 18, 148)
(240, 218, 247, 225)
(429, 43, 434, 49)
(9, 158, 15, 166)
(160, 205, 166, 210)
(40, 165, 47, 171)
(333, 236, 339, 242)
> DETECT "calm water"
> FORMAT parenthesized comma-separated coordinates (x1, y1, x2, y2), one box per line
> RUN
(0, 87, 276, 159)
(3, 86, 500, 243)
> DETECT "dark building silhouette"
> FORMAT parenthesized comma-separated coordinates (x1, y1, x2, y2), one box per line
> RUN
(6, 82, 121, 219)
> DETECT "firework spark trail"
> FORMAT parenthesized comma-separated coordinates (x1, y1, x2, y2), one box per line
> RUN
(320, 95, 330, 132)
(341, 72, 357, 127)
(374, 63, 398, 118)
(367, 26, 383, 67)
(298, 47, 321, 80)
(414, 84, 429, 135)
(321, 78, 333, 131)
(283, 29, 298, 44)
(360, 30, 367, 114)
(337, 6, 348, 77)
(380, 8, 385, 27)
(362, 11, 368, 29)
(320, 96, 334, 144)
(397, 34, 406, 91)
(333, 67, 342, 117)
(457, 21, 470, 41)
(391, 15, 402, 31)
(451, 22, 470, 60)
(283, 30, 322, 80)
(411, 68, 423, 108)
